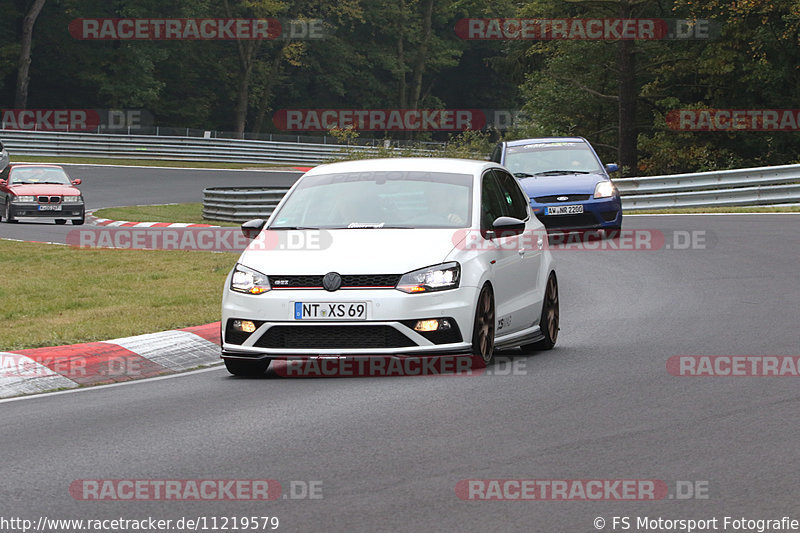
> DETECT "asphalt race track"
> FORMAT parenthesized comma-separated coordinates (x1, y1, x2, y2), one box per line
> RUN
(0, 164, 302, 243)
(1, 165, 799, 531)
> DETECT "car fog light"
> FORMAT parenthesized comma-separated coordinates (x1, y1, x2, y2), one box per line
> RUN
(415, 319, 440, 332)
(233, 320, 257, 333)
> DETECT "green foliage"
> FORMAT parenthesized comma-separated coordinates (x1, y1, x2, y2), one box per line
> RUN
(4, 0, 800, 173)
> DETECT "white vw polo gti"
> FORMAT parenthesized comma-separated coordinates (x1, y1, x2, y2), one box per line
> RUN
(221, 158, 559, 376)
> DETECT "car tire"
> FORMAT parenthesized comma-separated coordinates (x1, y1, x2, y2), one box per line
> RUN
(71, 218, 84, 225)
(224, 358, 270, 377)
(521, 272, 559, 352)
(3, 201, 17, 223)
(471, 284, 495, 364)
(55, 219, 67, 225)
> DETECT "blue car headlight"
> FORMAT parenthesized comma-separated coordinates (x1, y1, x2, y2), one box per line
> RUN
(594, 181, 616, 199)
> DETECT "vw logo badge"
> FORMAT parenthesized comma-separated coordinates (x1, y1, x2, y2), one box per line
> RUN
(556, 196, 569, 201)
(323, 272, 342, 292)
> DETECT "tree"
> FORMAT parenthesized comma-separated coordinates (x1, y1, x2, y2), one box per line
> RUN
(14, 0, 46, 108)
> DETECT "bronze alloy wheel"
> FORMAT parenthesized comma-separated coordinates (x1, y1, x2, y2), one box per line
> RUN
(522, 272, 559, 352)
(471, 285, 495, 364)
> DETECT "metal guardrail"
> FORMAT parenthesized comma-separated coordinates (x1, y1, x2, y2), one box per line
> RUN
(614, 164, 800, 209)
(0, 130, 374, 165)
(4, 130, 798, 211)
(203, 187, 292, 222)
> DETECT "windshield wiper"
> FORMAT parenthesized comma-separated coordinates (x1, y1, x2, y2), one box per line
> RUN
(514, 172, 535, 178)
(268, 226, 319, 230)
(533, 170, 593, 176)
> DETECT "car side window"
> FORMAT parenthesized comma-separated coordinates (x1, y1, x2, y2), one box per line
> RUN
(492, 169, 529, 220)
(480, 171, 508, 231)
(0, 167, 9, 181)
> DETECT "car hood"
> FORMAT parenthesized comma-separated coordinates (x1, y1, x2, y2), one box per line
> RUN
(237, 228, 465, 275)
(8, 184, 81, 196)
(518, 173, 606, 196)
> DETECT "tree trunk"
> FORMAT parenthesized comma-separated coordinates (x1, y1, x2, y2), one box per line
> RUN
(617, 3, 638, 175)
(233, 43, 257, 138)
(14, 0, 47, 109)
(408, 0, 434, 110)
(252, 48, 286, 134)
(397, 0, 407, 109)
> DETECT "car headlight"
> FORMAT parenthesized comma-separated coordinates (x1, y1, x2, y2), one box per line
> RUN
(230, 264, 270, 295)
(594, 181, 616, 199)
(62, 196, 83, 203)
(13, 195, 35, 202)
(396, 262, 460, 293)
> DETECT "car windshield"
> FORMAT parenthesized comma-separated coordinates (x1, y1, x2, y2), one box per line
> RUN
(505, 142, 603, 176)
(269, 170, 473, 229)
(9, 167, 71, 185)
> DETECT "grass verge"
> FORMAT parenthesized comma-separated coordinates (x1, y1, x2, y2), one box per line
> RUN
(95, 202, 800, 226)
(628, 206, 800, 214)
(13, 155, 304, 170)
(0, 240, 233, 350)
(93, 203, 241, 227)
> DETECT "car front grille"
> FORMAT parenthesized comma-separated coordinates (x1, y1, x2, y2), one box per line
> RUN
(534, 194, 591, 203)
(539, 213, 600, 229)
(268, 274, 402, 289)
(38, 196, 61, 204)
(254, 325, 416, 349)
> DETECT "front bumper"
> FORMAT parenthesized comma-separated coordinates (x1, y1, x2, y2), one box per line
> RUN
(8, 202, 85, 219)
(531, 197, 622, 231)
(221, 286, 479, 359)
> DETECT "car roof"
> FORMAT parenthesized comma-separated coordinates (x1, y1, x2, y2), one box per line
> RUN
(304, 157, 496, 177)
(505, 137, 587, 146)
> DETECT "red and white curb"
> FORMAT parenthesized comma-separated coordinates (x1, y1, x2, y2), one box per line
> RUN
(0, 322, 221, 398)
(88, 212, 221, 229)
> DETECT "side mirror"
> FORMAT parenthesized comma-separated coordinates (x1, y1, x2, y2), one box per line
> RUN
(0, 141, 5, 151)
(241, 218, 266, 239)
(71, 179, 82, 185)
(0, 179, 6, 186)
(492, 216, 526, 237)
(605, 163, 619, 174)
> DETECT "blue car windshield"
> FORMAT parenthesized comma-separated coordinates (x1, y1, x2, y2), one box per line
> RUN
(270, 170, 473, 229)
(505, 142, 603, 175)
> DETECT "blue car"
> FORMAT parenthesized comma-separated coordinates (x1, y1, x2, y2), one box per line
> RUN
(491, 137, 622, 233)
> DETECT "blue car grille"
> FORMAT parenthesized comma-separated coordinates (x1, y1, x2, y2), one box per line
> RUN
(534, 194, 591, 203)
